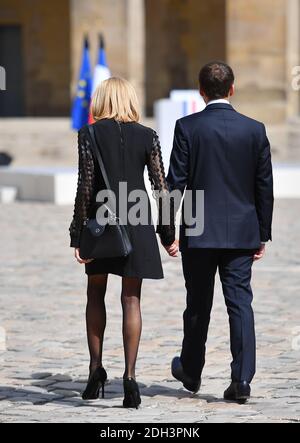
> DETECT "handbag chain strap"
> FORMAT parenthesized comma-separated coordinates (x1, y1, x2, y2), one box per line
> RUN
(88, 124, 112, 193)
(87, 124, 118, 220)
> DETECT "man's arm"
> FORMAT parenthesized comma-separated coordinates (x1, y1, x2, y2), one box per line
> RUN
(255, 124, 274, 243)
(164, 119, 189, 254)
(167, 119, 189, 196)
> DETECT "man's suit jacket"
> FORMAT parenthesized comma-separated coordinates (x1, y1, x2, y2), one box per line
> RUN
(167, 103, 274, 250)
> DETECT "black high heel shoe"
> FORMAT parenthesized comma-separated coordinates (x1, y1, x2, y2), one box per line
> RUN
(82, 367, 107, 400)
(123, 378, 141, 409)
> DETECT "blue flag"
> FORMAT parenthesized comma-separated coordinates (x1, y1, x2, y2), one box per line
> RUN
(71, 38, 92, 130)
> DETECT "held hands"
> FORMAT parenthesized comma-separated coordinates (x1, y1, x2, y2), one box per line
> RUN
(253, 244, 266, 261)
(162, 241, 266, 260)
(164, 239, 179, 257)
(75, 243, 264, 262)
(74, 248, 94, 264)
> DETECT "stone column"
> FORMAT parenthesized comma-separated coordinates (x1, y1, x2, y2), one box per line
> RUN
(126, 0, 146, 115)
(70, 0, 128, 96)
(286, 0, 300, 119)
(70, 0, 146, 115)
(226, 0, 287, 124)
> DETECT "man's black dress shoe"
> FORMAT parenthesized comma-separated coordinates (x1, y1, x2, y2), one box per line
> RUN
(171, 357, 201, 393)
(224, 381, 251, 404)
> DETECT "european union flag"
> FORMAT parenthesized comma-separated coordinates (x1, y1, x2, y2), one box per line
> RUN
(71, 37, 92, 130)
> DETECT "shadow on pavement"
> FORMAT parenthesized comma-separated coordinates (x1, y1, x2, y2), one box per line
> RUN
(0, 373, 227, 407)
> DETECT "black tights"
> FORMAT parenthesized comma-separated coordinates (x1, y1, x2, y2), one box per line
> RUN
(86, 274, 142, 379)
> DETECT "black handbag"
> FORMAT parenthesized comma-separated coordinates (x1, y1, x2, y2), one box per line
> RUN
(79, 125, 133, 260)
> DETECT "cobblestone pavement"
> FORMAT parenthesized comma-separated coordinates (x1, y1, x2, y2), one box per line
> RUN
(0, 200, 299, 423)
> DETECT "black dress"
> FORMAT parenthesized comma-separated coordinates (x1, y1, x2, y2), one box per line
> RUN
(69, 119, 175, 279)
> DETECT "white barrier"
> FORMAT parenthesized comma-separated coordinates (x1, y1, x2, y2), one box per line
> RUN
(273, 164, 300, 198)
(0, 327, 6, 351)
(0, 186, 17, 203)
(154, 90, 206, 170)
(0, 166, 77, 205)
(0, 164, 299, 206)
(154, 99, 183, 170)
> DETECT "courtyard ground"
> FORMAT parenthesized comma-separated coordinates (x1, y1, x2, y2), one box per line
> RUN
(0, 199, 299, 423)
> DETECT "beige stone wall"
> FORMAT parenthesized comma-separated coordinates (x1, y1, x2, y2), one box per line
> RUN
(70, 0, 127, 92)
(0, 0, 71, 116)
(0, 0, 296, 125)
(145, 0, 226, 115)
(70, 0, 145, 112)
(227, 0, 287, 123)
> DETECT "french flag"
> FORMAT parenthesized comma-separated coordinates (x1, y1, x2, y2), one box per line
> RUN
(89, 34, 111, 123)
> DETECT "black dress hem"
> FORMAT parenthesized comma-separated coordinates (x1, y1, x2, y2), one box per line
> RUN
(85, 268, 164, 280)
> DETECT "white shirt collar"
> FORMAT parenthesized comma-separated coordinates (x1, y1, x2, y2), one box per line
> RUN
(206, 99, 230, 106)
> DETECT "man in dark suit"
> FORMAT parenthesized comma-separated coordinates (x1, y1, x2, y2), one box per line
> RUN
(167, 61, 274, 402)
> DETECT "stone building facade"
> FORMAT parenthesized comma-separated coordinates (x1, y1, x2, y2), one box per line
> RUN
(0, 0, 299, 124)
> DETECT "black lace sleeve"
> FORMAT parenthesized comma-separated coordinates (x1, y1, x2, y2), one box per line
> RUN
(147, 131, 176, 246)
(69, 127, 95, 248)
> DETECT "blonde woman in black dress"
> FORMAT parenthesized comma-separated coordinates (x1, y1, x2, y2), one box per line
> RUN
(69, 77, 177, 408)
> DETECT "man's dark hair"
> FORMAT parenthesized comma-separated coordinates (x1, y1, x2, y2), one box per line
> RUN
(199, 61, 235, 100)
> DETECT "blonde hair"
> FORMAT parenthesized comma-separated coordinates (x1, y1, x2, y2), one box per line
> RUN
(91, 77, 140, 123)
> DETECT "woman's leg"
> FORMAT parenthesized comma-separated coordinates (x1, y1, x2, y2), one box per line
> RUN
(121, 277, 143, 379)
(86, 274, 108, 374)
